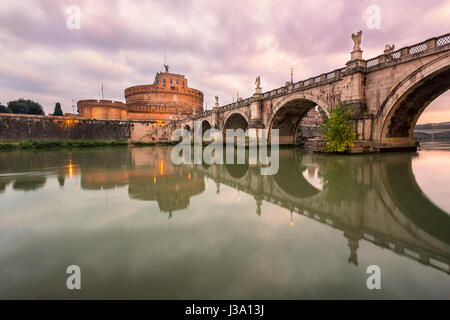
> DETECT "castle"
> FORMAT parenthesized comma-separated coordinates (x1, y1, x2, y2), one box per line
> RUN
(77, 67, 204, 122)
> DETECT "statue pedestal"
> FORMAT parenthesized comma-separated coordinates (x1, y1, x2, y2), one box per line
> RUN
(351, 49, 363, 60)
(255, 87, 262, 94)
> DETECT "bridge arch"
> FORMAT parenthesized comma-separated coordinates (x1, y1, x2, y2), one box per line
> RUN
(267, 93, 330, 145)
(373, 53, 450, 147)
(184, 124, 191, 132)
(272, 149, 321, 198)
(225, 163, 249, 180)
(222, 111, 249, 142)
(201, 119, 212, 140)
(377, 153, 450, 247)
(223, 111, 249, 131)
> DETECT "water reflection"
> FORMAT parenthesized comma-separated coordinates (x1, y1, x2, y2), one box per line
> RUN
(0, 147, 449, 298)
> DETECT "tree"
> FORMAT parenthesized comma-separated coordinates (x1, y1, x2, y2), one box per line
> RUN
(0, 104, 11, 113)
(321, 103, 357, 153)
(7, 99, 45, 115)
(53, 102, 64, 116)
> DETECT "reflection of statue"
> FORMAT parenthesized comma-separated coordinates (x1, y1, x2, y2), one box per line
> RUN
(384, 44, 395, 54)
(255, 76, 261, 89)
(351, 30, 362, 51)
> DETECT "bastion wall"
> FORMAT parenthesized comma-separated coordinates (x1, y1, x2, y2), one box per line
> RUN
(0, 114, 164, 142)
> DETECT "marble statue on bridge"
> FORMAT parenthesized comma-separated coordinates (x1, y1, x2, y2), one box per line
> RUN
(255, 76, 261, 89)
(384, 44, 395, 54)
(351, 30, 362, 51)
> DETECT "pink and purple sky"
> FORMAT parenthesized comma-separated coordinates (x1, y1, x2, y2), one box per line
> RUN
(0, 0, 449, 123)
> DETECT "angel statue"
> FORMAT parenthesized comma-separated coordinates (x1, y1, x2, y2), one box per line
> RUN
(215, 95, 219, 104)
(384, 44, 395, 54)
(255, 76, 261, 89)
(351, 30, 362, 51)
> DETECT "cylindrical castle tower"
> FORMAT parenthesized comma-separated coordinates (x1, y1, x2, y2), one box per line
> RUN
(77, 70, 204, 121)
(77, 100, 127, 120)
(124, 72, 203, 121)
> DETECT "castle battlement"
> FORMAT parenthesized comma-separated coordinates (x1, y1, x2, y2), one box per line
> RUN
(78, 70, 204, 121)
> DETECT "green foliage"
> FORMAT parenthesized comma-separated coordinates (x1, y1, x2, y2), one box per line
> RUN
(321, 103, 357, 153)
(132, 141, 176, 147)
(53, 102, 64, 116)
(0, 143, 18, 150)
(18, 140, 129, 150)
(7, 99, 45, 115)
(318, 156, 363, 204)
(1, 139, 176, 151)
(110, 140, 129, 146)
(0, 105, 11, 113)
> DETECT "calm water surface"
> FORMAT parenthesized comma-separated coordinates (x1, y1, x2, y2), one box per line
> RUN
(0, 142, 449, 299)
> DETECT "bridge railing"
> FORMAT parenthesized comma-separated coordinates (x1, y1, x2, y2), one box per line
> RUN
(177, 33, 450, 120)
(366, 32, 450, 71)
(258, 67, 346, 102)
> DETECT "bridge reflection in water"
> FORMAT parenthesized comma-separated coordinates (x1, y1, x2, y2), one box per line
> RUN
(1, 147, 448, 277)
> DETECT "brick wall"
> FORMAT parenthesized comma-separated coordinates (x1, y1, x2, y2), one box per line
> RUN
(0, 114, 132, 140)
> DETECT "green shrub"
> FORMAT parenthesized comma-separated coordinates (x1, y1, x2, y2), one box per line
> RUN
(321, 104, 357, 153)
(18, 139, 129, 149)
(0, 143, 18, 150)
(110, 140, 129, 147)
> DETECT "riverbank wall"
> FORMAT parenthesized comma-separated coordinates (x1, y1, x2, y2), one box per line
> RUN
(0, 114, 169, 141)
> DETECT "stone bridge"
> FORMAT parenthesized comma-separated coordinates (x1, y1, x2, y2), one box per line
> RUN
(157, 32, 450, 151)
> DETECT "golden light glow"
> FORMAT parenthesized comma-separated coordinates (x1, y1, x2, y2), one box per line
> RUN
(153, 176, 156, 184)
(65, 119, 74, 127)
(68, 161, 73, 179)
(290, 221, 294, 227)
(237, 196, 240, 202)
(160, 160, 164, 175)
(188, 172, 191, 180)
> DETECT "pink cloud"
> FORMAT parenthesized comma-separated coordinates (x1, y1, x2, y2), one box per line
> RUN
(0, 0, 448, 121)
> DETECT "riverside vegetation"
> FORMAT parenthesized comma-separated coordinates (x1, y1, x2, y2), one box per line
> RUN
(0, 140, 176, 151)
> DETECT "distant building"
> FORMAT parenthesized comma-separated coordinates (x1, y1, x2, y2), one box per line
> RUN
(77, 68, 204, 122)
(298, 106, 324, 139)
(300, 106, 323, 128)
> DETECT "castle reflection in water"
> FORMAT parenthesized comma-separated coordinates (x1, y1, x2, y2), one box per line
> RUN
(0, 147, 449, 276)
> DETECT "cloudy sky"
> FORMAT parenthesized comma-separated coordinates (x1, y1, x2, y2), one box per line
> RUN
(0, 0, 449, 123)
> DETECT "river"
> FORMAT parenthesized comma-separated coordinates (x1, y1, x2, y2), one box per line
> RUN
(0, 142, 449, 299)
